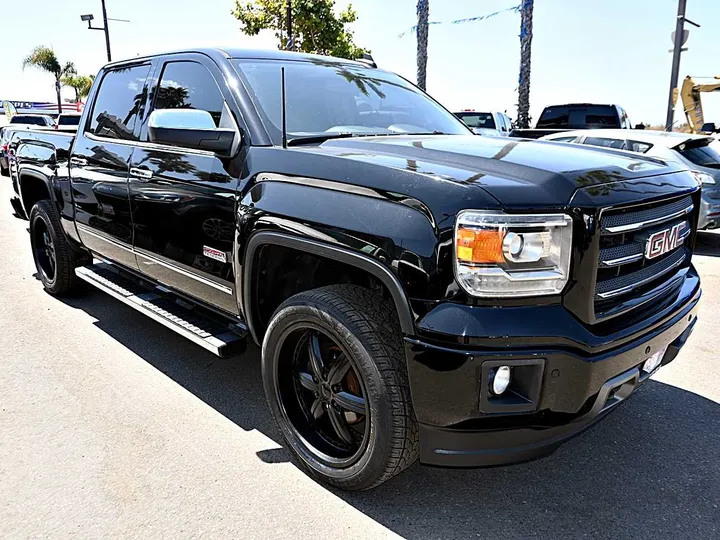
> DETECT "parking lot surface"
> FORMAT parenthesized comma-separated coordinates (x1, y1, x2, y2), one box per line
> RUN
(1, 180, 718, 539)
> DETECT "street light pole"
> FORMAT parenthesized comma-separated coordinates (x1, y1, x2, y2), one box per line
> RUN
(100, 0, 112, 62)
(665, 0, 687, 131)
(81, 1, 117, 63)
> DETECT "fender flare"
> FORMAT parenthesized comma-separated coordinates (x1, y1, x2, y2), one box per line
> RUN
(242, 231, 416, 344)
(17, 168, 56, 215)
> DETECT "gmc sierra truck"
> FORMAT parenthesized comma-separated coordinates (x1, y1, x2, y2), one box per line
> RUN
(7, 48, 701, 491)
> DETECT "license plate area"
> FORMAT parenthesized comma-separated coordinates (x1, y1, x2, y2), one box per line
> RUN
(642, 345, 668, 374)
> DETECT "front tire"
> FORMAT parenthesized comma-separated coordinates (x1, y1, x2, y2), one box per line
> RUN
(29, 200, 83, 296)
(262, 284, 418, 491)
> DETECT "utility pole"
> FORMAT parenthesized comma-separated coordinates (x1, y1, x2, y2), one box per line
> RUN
(665, 0, 700, 131)
(286, 0, 293, 50)
(100, 0, 112, 62)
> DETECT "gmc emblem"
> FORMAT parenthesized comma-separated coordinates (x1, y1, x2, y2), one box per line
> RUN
(645, 223, 685, 260)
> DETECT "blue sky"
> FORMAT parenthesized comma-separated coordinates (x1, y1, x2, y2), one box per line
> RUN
(1, 0, 718, 125)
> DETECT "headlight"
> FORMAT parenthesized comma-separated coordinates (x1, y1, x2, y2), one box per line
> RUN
(691, 170, 716, 185)
(454, 211, 573, 297)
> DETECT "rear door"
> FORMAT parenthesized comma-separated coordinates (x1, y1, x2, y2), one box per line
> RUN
(128, 55, 241, 314)
(70, 63, 152, 269)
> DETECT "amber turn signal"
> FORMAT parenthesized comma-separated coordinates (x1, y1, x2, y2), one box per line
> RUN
(456, 227, 505, 264)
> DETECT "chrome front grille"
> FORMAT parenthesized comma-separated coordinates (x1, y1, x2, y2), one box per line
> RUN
(600, 195, 693, 233)
(594, 195, 694, 319)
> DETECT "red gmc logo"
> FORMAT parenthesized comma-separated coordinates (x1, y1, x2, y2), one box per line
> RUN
(645, 223, 684, 259)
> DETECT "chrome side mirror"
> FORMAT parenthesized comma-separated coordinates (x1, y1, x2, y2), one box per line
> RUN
(148, 109, 235, 153)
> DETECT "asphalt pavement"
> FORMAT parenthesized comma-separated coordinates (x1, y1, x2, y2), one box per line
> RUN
(1, 179, 718, 539)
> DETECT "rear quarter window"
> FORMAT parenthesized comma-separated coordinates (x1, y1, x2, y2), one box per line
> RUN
(583, 137, 626, 150)
(627, 140, 652, 153)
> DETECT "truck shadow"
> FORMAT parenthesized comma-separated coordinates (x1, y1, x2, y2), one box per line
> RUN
(61, 291, 720, 540)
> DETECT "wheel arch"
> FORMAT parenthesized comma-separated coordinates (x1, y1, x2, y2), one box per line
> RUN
(18, 169, 54, 216)
(242, 231, 416, 345)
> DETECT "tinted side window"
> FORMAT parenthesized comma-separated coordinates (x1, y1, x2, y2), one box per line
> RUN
(550, 136, 578, 143)
(584, 137, 626, 150)
(153, 62, 224, 127)
(627, 140, 652, 153)
(87, 65, 151, 141)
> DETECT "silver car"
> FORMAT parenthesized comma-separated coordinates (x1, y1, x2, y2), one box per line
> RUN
(542, 129, 720, 230)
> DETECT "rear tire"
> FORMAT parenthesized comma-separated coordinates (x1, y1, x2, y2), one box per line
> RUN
(29, 200, 84, 296)
(262, 284, 418, 491)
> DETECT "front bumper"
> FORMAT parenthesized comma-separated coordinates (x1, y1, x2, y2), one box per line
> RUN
(405, 270, 701, 468)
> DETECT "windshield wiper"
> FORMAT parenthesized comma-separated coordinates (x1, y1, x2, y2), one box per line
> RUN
(287, 132, 355, 146)
(383, 131, 447, 136)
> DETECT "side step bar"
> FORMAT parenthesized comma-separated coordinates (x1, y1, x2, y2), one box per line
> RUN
(76, 263, 246, 357)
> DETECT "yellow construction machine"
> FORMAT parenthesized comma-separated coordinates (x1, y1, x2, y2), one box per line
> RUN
(680, 75, 720, 134)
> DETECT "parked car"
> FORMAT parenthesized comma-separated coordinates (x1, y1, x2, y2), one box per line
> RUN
(542, 129, 720, 229)
(511, 103, 633, 139)
(6, 48, 701, 491)
(9, 114, 56, 129)
(454, 110, 512, 136)
(0, 127, 10, 176)
(55, 113, 82, 131)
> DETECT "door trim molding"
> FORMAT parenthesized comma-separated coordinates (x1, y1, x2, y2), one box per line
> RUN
(77, 223, 233, 296)
(135, 250, 234, 295)
(76, 223, 134, 253)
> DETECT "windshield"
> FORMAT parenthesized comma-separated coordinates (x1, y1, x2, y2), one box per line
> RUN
(675, 140, 720, 169)
(536, 105, 620, 129)
(58, 116, 81, 126)
(234, 59, 469, 141)
(455, 112, 495, 129)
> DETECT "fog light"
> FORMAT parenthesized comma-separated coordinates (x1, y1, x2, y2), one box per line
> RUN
(491, 366, 512, 395)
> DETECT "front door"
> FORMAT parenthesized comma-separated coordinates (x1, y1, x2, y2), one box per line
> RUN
(70, 63, 152, 270)
(128, 58, 240, 314)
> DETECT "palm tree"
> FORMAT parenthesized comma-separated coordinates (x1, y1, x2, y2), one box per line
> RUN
(416, 0, 429, 90)
(516, 0, 534, 129)
(61, 74, 95, 103)
(22, 46, 76, 114)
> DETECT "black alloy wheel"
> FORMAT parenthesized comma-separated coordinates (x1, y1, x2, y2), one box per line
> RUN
(262, 284, 419, 490)
(32, 217, 56, 283)
(283, 328, 370, 466)
(29, 200, 84, 295)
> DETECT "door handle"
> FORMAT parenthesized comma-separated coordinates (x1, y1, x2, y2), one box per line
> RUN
(130, 167, 153, 180)
(70, 156, 87, 167)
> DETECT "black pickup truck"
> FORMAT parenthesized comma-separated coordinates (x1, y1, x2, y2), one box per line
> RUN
(6, 48, 701, 491)
(510, 103, 633, 139)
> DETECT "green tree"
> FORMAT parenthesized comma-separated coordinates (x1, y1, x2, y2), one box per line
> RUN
(22, 46, 76, 114)
(61, 74, 95, 102)
(232, 0, 367, 60)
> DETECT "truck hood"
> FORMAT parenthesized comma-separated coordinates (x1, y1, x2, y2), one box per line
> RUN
(310, 135, 682, 208)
